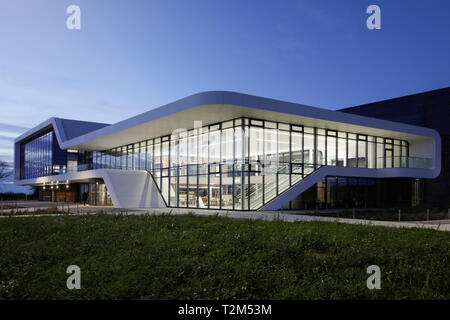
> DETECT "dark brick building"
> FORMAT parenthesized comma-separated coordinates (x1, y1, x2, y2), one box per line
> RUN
(340, 87, 450, 207)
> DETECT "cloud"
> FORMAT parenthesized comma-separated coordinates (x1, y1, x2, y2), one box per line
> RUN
(0, 122, 29, 134)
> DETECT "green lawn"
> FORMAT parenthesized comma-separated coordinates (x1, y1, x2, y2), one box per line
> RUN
(0, 213, 448, 299)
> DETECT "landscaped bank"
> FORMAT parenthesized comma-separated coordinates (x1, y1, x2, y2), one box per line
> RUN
(0, 213, 448, 299)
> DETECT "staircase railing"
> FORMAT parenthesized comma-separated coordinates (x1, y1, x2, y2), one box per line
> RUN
(248, 164, 318, 210)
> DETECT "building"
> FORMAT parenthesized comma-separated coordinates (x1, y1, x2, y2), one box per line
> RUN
(340, 87, 449, 208)
(14, 91, 441, 210)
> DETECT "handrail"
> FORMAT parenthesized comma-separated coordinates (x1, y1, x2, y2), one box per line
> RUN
(255, 165, 323, 210)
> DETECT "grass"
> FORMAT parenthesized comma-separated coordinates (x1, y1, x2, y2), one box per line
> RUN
(0, 206, 61, 216)
(0, 213, 449, 300)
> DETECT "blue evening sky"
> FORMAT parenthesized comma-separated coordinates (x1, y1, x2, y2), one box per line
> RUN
(0, 0, 449, 191)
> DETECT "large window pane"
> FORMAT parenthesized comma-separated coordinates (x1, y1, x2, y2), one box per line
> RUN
(348, 138, 357, 167)
(178, 176, 187, 207)
(326, 136, 336, 166)
(198, 174, 208, 208)
(358, 139, 367, 168)
(162, 141, 169, 169)
(209, 173, 220, 209)
(221, 165, 233, 209)
(264, 127, 278, 174)
(179, 134, 188, 167)
(303, 132, 314, 165)
(278, 130, 290, 165)
(291, 131, 302, 165)
(146, 141, 153, 171)
(170, 136, 179, 168)
(222, 128, 234, 164)
(134, 143, 139, 170)
(376, 142, 383, 168)
(188, 133, 198, 165)
(188, 175, 198, 208)
(249, 126, 263, 167)
(235, 126, 244, 164)
(317, 133, 325, 166)
(337, 136, 347, 167)
(234, 164, 243, 210)
(394, 144, 400, 168)
(199, 130, 209, 164)
(368, 140, 376, 168)
(209, 129, 221, 164)
(249, 173, 262, 210)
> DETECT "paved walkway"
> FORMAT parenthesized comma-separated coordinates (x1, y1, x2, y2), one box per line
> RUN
(140, 208, 450, 232)
(1, 202, 449, 232)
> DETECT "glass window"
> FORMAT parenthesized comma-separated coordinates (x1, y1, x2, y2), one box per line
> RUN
(278, 130, 290, 165)
(358, 139, 367, 168)
(317, 134, 325, 165)
(376, 142, 383, 168)
(222, 127, 234, 164)
(348, 138, 357, 168)
(235, 126, 244, 164)
(134, 143, 140, 170)
(249, 126, 264, 167)
(234, 164, 244, 210)
(146, 141, 153, 171)
(394, 144, 400, 167)
(303, 132, 314, 165)
(209, 173, 220, 209)
(291, 131, 302, 165)
(221, 165, 233, 209)
(199, 130, 209, 164)
(337, 135, 347, 167)
(162, 141, 169, 168)
(264, 127, 278, 174)
(177, 176, 187, 207)
(368, 140, 376, 168)
(127, 145, 133, 170)
(249, 173, 263, 210)
(188, 133, 198, 165)
(154, 142, 161, 170)
(209, 129, 221, 164)
(170, 136, 179, 168)
(188, 175, 198, 208)
(326, 135, 336, 166)
(198, 174, 208, 208)
(179, 134, 188, 167)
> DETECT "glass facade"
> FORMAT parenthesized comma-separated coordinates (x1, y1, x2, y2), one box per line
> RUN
(21, 130, 67, 179)
(94, 117, 410, 211)
(22, 131, 53, 179)
(283, 177, 417, 210)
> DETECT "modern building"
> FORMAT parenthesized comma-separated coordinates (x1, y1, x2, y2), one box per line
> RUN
(14, 91, 442, 210)
(341, 87, 449, 208)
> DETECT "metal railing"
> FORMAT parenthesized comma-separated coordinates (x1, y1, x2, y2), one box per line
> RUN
(376, 157, 432, 169)
(54, 156, 433, 177)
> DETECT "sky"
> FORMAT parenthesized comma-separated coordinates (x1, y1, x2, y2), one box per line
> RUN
(0, 0, 449, 192)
